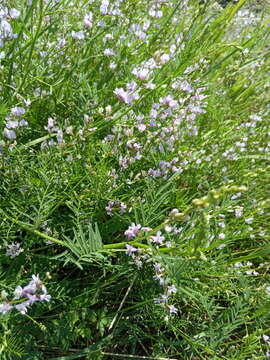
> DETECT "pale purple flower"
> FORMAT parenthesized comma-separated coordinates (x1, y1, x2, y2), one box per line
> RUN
(161, 294, 169, 303)
(13, 286, 23, 299)
(180, 80, 192, 93)
(105, 201, 114, 216)
(137, 124, 146, 132)
(119, 155, 129, 169)
(168, 285, 177, 295)
(0, 20, 13, 39)
(104, 33, 114, 41)
(168, 304, 178, 314)
(119, 203, 127, 215)
(11, 106, 25, 117)
(104, 48, 114, 56)
(19, 119, 28, 126)
(0, 302, 13, 314)
(1, 274, 50, 316)
(9, 8, 21, 19)
(57, 130, 63, 144)
(141, 227, 152, 232)
(114, 88, 132, 105)
(100, 4, 109, 15)
(58, 37, 66, 48)
(165, 241, 172, 248)
(218, 233, 225, 240)
(124, 223, 141, 239)
(216, 244, 226, 250)
(231, 192, 242, 200)
(263, 334, 270, 343)
(145, 81, 155, 89)
(5, 242, 24, 258)
(109, 62, 117, 70)
(31, 274, 42, 287)
(245, 270, 259, 276)
(132, 67, 150, 81)
(149, 8, 163, 18)
(134, 258, 143, 267)
(160, 53, 170, 64)
(71, 30, 85, 41)
(235, 207, 243, 217)
(125, 244, 137, 257)
(126, 81, 137, 92)
(160, 95, 178, 108)
(84, 12, 93, 28)
(153, 273, 165, 286)
(6, 120, 18, 129)
(150, 231, 165, 245)
(154, 263, 162, 272)
(14, 300, 31, 314)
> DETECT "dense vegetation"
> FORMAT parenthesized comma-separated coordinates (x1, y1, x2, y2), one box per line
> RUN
(0, 0, 270, 359)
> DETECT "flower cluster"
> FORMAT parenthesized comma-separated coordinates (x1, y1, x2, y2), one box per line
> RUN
(5, 242, 24, 258)
(42, 117, 64, 147)
(105, 200, 128, 216)
(229, 261, 259, 276)
(0, 275, 51, 315)
(124, 223, 178, 317)
(114, 81, 140, 105)
(0, 5, 20, 48)
(3, 106, 28, 141)
(262, 335, 270, 358)
(124, 223, 143, 239)
(153, 262, 178, 315)
(104, 75, 210, 186)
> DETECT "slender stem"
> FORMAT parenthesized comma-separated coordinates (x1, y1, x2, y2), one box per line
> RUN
(16, 0, 44, 95)
(0, 208, 66, 247)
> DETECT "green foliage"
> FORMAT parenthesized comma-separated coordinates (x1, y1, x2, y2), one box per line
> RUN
(0, 0, 270, 359)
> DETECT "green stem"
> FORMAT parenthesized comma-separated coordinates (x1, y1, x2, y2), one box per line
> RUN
(0, 208, 66, 247)
(16, 0, 44, 95)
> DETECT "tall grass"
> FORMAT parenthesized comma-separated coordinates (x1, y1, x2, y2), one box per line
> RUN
(0, 0, 270, 358)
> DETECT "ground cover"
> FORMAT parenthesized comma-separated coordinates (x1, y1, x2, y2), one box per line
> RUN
(0, 0, 270, 359)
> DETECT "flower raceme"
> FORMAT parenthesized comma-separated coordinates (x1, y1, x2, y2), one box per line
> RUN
(124, 224, 178, 317)
(0, 275, 51, 315)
